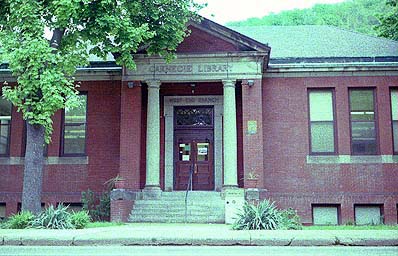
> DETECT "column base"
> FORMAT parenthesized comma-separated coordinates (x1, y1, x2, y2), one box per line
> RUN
(142, 186, 162, 200)
(222, 187, 245, 224)
(222, 185, 239, 190)
(110, 189, 140, 222)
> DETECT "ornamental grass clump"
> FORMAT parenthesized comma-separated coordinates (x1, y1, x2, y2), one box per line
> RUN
(30, 204, 74, 229)
(70, 210, 91, 229)
(232, 199, 302, 230)
(2, 211, 34, 229)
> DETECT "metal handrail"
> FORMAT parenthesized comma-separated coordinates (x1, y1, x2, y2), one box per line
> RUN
(184, 163, 194, 223)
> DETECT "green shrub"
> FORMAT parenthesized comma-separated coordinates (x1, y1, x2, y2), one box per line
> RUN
(280, 208, 302, 230)
(30, 204, 74, 229)
(81, 189, 110, 221)
(233, 200, 303, 230)
(233, 200, 283, 230)
(2, 211, 34, 229)
(70, 211, 91, 229)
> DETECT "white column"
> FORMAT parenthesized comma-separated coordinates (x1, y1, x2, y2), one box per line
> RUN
(145, 80, 161, 190)
(222, 79, 238, 187)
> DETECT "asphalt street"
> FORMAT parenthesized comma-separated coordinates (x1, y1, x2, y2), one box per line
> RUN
(0, 246, 397, 256)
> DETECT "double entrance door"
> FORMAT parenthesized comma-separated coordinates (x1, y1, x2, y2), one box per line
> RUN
(174, 106, 214, 191)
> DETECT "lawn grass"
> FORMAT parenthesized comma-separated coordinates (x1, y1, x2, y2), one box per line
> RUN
(303, 225, 398, 230)
(86, 222, 125, 228)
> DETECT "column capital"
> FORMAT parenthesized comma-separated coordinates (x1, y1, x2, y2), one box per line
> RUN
(222, 79, 236, 88)
(146, 79, 161, 89)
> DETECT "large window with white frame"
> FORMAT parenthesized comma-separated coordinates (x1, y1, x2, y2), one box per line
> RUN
(349, 88, 378, 155)
(61, 93, 87, 156)
(391, 89, 398, 154)
(0, 98, 11, 156)
(308, 89, 337, 154)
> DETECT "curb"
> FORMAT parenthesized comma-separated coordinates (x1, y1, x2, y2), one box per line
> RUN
(2, 237, 397, 247)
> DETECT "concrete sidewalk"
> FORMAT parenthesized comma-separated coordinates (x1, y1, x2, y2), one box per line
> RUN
(0, 224, 397, 246)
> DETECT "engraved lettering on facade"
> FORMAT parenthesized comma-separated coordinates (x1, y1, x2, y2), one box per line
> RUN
(198, 98, 218, 103)
(148, 64, 232, 75)
(197, 64, 232, 73)
(169, 98, 183, 103)
(149, 64, 193, 74)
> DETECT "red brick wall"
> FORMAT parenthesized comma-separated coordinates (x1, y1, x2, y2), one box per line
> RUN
(119, 82, 142, 190)
(177, 26, 239, 53)
(261, 75, 398, 224)
(0, 81, 122, 216)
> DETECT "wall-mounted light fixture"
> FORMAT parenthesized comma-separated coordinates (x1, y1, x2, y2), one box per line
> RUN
(127, 81, 135, 88)
(190, 83, 196, 94)
(247, 80, 255, 87)
(127, 81, 142, 89)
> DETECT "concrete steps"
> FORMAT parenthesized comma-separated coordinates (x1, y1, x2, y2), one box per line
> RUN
(129, 191, 225, 223)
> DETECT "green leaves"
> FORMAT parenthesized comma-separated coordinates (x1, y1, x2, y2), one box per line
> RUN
(227, 0, 389, 37)
(232, 200, 302, 230)
(376, 0, 398, 40)
(0, 0, 199, 142)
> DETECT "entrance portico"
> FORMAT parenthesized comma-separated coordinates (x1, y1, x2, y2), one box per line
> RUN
(123, 50, 268, 193)
(112, 18, 270, 222)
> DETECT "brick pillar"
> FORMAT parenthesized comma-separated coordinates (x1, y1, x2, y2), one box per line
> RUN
(9, 109, 24, 157)
(241, 79, 265, 188)
(110, 81, 142, 222)
(119, 81, 142, 189)
(341, 202, 355, 224)
(110, 199, 134, 222)
(384, 198, 397, 225)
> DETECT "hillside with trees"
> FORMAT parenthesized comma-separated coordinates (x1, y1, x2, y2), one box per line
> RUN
(227, 0, 388, 37)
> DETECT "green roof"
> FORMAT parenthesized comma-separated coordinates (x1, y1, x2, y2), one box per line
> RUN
(228, 25, 398, 60)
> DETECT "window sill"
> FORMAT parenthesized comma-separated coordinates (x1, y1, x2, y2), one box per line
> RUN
(307, 155, 398, 164)
(0, 156, 89, 165)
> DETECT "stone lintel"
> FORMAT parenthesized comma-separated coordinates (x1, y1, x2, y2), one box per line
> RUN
(124, 54, 264, 82)
(307, 155, 398, 164)
(0, 157, 89, 165)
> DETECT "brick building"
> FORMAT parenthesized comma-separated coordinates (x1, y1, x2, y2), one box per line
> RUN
(1, 18, 397, 225)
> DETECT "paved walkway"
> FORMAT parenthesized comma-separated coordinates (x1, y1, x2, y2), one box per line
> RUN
(0, 224, 397, 246)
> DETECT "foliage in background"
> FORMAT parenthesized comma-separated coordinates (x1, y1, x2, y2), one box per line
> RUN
(30, 204, 74, 229)
(0, 0, 201, 214)
(279, 208, 302, 230)
(376, 0, 398, 40)
(227, 0, 388, 37)
(233, 200, 302, 230)
(81, 189, 110, 221)
(70, 210, 91, 229)
(1, 211, 34, 229)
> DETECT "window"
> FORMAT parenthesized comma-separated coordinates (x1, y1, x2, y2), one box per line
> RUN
(349, 89, 377, 155)
(308, 90, 336, 154)
(391, 89, 398, 154)
(61, 93, 87, 156)
(0, 203, 5, 221)
(355, 204, 383, 225)
(312, 204, 340, 225)
(175, 107, 214, 127)
(0, 98, 11, 156)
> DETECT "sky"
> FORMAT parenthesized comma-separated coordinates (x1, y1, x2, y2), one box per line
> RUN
(195, 0, 347, 24)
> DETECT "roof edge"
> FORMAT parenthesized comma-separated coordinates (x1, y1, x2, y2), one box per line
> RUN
(188, 17, 271, 53)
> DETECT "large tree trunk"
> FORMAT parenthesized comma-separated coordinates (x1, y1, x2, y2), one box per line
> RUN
(21, 122, 45, 214)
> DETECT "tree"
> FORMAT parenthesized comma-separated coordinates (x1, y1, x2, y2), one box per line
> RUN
(227, 0, 388, 37)
(376, 0, 398, 40)
(0, 0, 200, 214)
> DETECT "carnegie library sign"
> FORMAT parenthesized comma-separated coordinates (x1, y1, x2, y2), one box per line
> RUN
(149, 63, 232, 75)
(123, 53, 267, 82)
